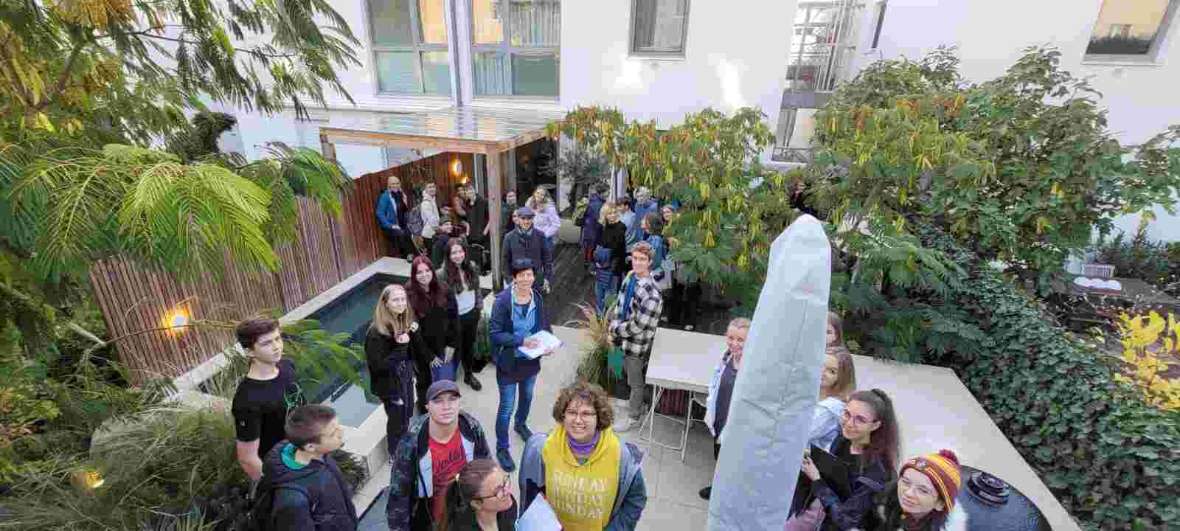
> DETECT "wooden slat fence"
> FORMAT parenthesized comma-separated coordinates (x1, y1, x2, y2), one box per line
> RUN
(88, 151, 472, 385)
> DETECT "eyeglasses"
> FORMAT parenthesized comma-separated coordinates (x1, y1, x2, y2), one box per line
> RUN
(564, 409, 597, 421)
(841, 410, 876, 426)
(899, 476, 935, 498)
(473, 476, 511, 501)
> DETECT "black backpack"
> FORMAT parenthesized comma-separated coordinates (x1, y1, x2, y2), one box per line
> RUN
(243, 479, 308, 531)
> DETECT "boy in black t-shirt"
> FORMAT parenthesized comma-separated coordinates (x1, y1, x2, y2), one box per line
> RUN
(232, 317, 303, 482)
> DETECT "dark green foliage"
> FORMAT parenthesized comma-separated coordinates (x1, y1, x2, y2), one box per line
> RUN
(1093, 227, 1180, 297)
(547, 146, 610, 211)
(812, 47, 1180, 282)
(918, 226, 1180, 529)
(166, 112, 239, 163)
(812, 47, 1180, 528)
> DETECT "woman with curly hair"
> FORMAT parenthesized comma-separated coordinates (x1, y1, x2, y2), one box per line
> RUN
(518, 381, 647, 531)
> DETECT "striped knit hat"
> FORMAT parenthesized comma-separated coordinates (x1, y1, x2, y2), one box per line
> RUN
(900, 449, 962, 511)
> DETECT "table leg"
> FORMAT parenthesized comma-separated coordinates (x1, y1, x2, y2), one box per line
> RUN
(680, 396, 691, 462)
(643, 385, 663, 443)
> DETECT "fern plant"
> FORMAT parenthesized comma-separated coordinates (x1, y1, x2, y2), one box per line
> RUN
(1, 141, 350, 281)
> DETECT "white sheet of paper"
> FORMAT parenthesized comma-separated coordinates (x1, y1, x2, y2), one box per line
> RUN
(519, 330, 563, 359)
(516, 495, 562, 531)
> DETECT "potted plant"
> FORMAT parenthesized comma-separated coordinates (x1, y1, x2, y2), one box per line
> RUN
(568, 303, 627, 399)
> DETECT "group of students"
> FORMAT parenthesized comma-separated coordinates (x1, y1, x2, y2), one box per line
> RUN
(697, 314, 969, 531)
(228, 308, 965, 530)
(384, 378, 647, 531)
(229, 247, 660, 530)
(377, 177, 496, 274)
(378, 249, 651, 531)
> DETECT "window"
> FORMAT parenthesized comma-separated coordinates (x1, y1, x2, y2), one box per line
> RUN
(470, 0, 561, 97)
(369, 0, 453, 95)
(786, 1, 858, 92)
(630, 0, 690, 55)
(1085, 0, 1178, 57)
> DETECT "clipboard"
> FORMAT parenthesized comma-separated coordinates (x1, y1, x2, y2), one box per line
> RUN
(810, 445, 852, 500)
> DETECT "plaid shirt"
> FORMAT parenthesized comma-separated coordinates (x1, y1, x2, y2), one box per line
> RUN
(609, 272, 664, 358)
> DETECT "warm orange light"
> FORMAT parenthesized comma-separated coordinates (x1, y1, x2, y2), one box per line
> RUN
(72, 469, 105, 491)
(163, 308, 189, 332)
(450, 158, 463, 177)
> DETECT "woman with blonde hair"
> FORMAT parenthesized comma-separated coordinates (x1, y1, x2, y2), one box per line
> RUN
(811, 345, 857, 451)
(699, 317, 751, 500)
(365, 283, 427, 455)
(593, 201, 628, 313)
(526, 186, 561, 277)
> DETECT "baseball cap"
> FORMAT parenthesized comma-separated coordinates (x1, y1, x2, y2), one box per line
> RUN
(515, 206, 535, 218)
(426, 379, 461, 402)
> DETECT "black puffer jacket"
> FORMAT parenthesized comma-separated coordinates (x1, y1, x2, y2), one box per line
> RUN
(260, 440, 357, 531)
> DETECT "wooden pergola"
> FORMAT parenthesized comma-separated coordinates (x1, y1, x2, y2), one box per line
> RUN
(319, 106, 565, 289)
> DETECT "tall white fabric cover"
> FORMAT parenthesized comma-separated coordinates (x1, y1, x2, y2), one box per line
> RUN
(708, 215, 831, 530)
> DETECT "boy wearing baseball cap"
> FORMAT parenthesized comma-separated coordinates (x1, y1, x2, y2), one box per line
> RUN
(387, 380, 491, 531)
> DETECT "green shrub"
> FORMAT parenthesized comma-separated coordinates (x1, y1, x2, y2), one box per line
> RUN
(920, 226, 1180, 529)
(1093, 224, 1180, 298)
(1, 406, 247, 529)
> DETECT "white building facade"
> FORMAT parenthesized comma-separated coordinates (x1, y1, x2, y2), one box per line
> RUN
(220, 0, 798, 185)
(222, 0, 1180, 238)
(775, 0, 1180, 240)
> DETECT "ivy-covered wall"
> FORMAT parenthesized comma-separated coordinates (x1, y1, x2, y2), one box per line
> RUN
(922, 228, 1180, 528)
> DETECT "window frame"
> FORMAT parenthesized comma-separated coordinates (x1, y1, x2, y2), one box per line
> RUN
(468, 0, 562, 100)
(628, 0, 691, 57)
(367, 0, 454, 96)
(1083, 0, 1179, 64)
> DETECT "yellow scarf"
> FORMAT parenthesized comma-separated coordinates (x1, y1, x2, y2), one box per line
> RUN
(541, 425, 622, 531)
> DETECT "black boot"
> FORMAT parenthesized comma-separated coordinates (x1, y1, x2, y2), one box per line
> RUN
(464, 371, 482, 391)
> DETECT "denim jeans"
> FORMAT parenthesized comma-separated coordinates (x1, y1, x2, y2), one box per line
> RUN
(595, 271, 619, 314)
(495, 374, 537, 450)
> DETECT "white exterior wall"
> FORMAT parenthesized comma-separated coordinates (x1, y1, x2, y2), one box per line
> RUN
(222, 0, 798, 176)
(559, 0, 795, 135)
(847, 0, 1180, 240)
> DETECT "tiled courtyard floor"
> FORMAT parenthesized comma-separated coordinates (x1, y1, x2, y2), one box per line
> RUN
(355, 326, 717, 530)
(353, 324, 1079, 530)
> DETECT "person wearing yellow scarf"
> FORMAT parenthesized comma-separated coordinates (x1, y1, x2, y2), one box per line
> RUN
(518, 382, 648, 531)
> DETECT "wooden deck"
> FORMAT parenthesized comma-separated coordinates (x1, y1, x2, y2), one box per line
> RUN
(546, 240, 733, 335)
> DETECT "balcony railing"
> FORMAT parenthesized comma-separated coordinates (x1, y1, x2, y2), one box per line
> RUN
(774, 0, 864, 162)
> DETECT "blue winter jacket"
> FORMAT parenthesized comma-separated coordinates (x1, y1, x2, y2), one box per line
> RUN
(489, 287, 551, 384)
(376, 190, 409, 230)
(580, 193, 606, 248)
